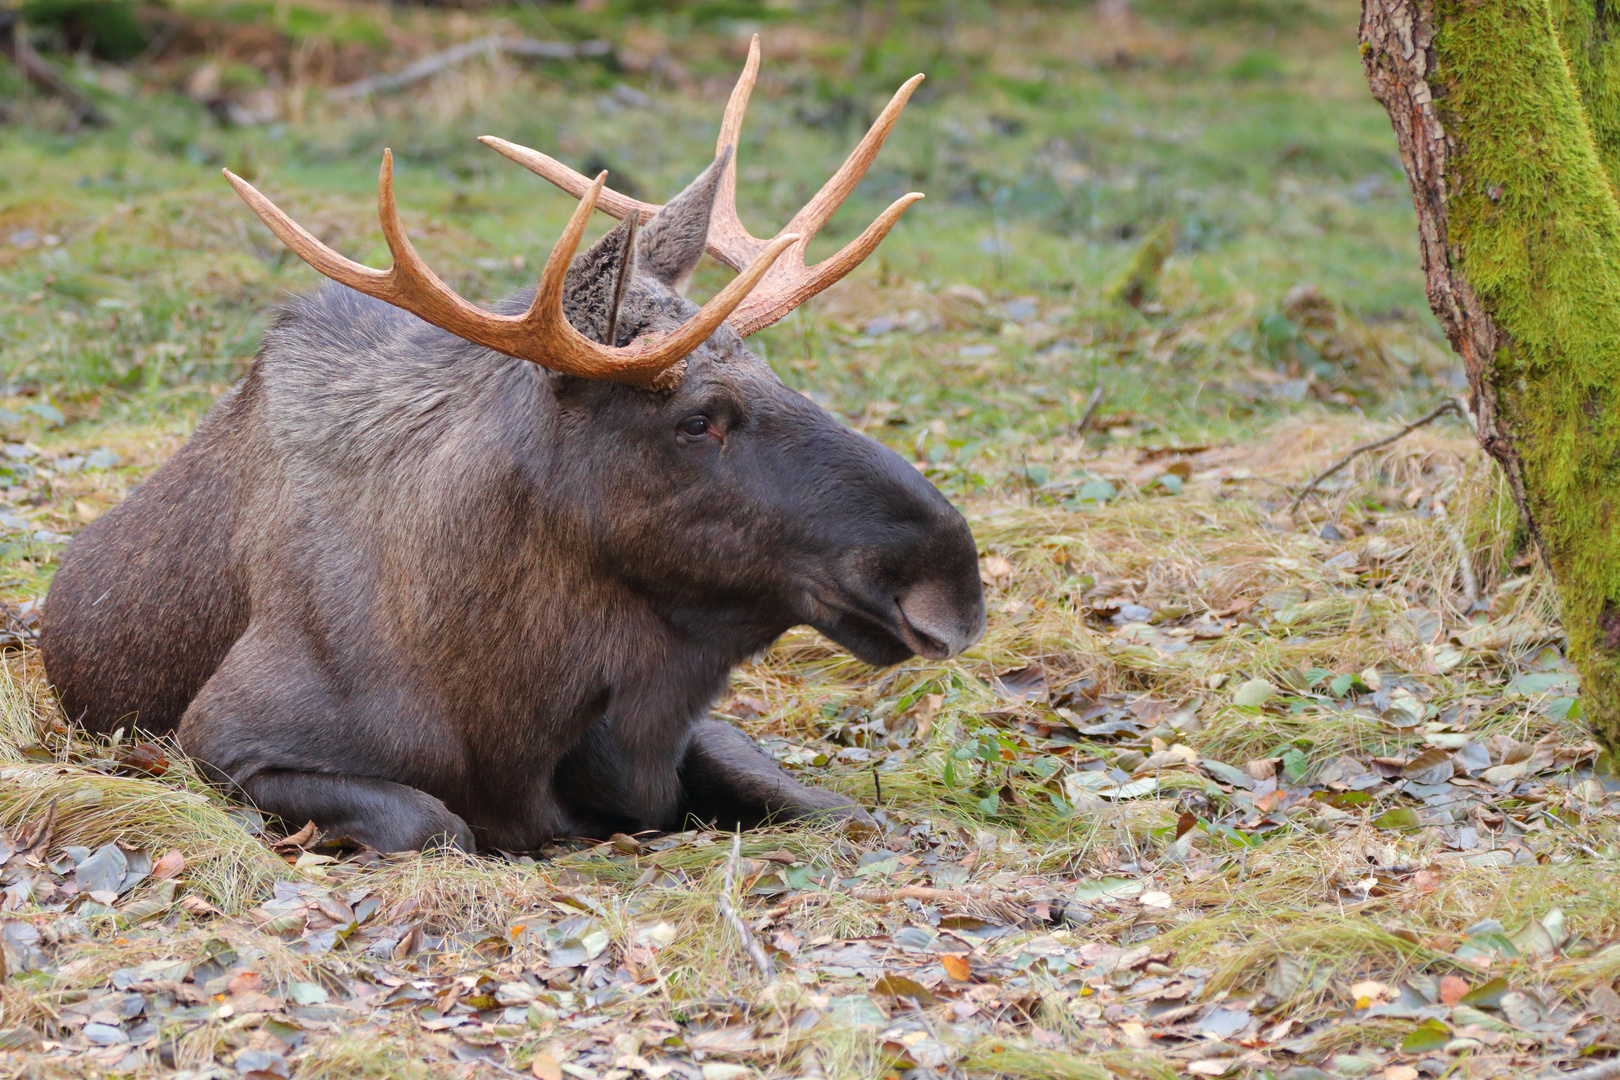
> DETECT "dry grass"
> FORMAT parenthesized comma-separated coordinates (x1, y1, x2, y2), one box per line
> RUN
(0, 410, 1612, 1078)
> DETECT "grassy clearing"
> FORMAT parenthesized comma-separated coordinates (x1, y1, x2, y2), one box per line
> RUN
(1, 0, 1616, 1077)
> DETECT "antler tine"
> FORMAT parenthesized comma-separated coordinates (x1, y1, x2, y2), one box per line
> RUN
(225, 156, 801, 388)
(479, 40, 924, 320)
(779, 73, 925, 253)
(707, 34, 768, 271)
(226, 152, 509, 337)
(530, 169, 610, 329)
(372, 150, 497, 333)
(223, 167, 391, 293)
(478, 136, 661, 225)
(725, 190, 925, 338)
(516, 169, 801, 385)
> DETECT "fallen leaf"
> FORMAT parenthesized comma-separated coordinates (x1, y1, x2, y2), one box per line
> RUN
(152, 850, 186, 879)
(287, 982, 328, 1005)
(1232, 678, 1276, 708)
(531, 1054, 562, 1080)
(1439, 975, 1470, 1005)
(179, 895, 220, 917)
(1351, 980, 1392, 1007)
(1400, 1018, 1452, 1052)
(873, 974, 935, 1004)
(227, 971, 264, 996)
(272, 821, 318, 851)
(941, 955, 971, 981)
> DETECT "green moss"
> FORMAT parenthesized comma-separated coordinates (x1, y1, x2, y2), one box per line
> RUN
(1551, 0, 1620, 190)
(1107, 220, 1179, 308)
(1433, 0, 1620, 745)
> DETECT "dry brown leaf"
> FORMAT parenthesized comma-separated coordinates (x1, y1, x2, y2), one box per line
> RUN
(941, 954, 971, 981)
(179, 895, 220, 917)
(1350, 980, 1392, 1006)
(227, 971, 264, 996)
(152, 849, 185, 880)
(531, 1053, 562, 1080)
(271, 821, 318, 851)
(1439, 975, 1470, 1005)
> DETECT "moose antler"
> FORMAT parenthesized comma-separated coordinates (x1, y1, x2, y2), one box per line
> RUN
(222, 154, 798, 388)
(480, 34, 925, 336)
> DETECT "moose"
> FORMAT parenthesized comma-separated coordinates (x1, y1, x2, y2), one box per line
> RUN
(41, 40, 985, 853)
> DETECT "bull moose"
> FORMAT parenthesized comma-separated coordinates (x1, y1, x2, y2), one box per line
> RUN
(41, 39, 986, 853)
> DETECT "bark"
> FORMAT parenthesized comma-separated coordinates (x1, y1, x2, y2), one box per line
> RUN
(1362, 0, 1620, 748)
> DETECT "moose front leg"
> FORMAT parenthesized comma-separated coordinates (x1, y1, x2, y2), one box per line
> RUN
(237, 770, 475, 853)
(678, 720, 870, 830)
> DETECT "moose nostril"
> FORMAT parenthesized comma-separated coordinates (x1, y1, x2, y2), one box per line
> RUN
(895, 580, 985, 659)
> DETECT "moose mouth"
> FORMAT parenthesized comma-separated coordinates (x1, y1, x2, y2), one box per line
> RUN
(807, 587, 976, 667)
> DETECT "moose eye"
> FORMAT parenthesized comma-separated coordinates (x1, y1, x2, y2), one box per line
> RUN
(677, 415, 712, 438)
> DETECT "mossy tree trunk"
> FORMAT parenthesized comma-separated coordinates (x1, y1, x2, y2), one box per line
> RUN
(1361, 0, 1620, 748)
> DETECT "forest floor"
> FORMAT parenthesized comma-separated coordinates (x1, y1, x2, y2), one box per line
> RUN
(1, 1, 1616, 1078)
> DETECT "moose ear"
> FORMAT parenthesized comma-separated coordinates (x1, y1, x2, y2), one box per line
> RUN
(562, 213, 639, 346)
(636, 148, 729, 295)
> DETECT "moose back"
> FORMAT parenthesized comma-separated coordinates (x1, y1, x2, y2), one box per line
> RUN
(41, 41, 986, 853)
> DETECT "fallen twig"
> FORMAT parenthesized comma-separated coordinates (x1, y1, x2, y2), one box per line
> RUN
(1433, 498, 1481, 610)
(848, 885, 988, 903)
(331, 36, 611, 100)
(1076, 386, 1105, 435)
(720, 832, 775, 980)
(1286, 398, 1465, 516)
(772, 884, 993, 909)
(1556, 1058, 1620, 1080)
(1, 14, 105, 126)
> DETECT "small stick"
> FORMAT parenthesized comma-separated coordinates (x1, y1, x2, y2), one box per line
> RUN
(1433, 499, 1481, 610)
(331, 36, 611, 100)
(1556, 1058, 1620, 1080)
(719, 833, 775, 980)
(1076, 386, 1105, 435)
(872, 763, 883, 807)
(1286, 398, 1465, 517)
(776, 885, 991, 906)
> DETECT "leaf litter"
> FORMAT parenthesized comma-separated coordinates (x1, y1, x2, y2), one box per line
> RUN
(0, 414, 1608, 1080)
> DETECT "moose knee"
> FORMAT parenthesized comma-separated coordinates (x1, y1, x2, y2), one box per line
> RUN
(679, 720, 869, 830)
(240, 771, 475, 853)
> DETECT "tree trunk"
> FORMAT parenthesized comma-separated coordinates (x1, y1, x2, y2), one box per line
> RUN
(1361, 0, 1620, 747)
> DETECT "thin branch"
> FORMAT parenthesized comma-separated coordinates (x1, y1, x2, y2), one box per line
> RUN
(331, 36, 611, 100)
(1555, 1058, 1620, 1080)
(719, 832, 775, 980)
(1286, 398, 1465, 516)
(1434, 499, 1481, 610)
(1075, 386, 1105, 435)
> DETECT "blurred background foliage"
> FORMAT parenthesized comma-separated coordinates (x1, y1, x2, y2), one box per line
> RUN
(0, 0, 1447, 484)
